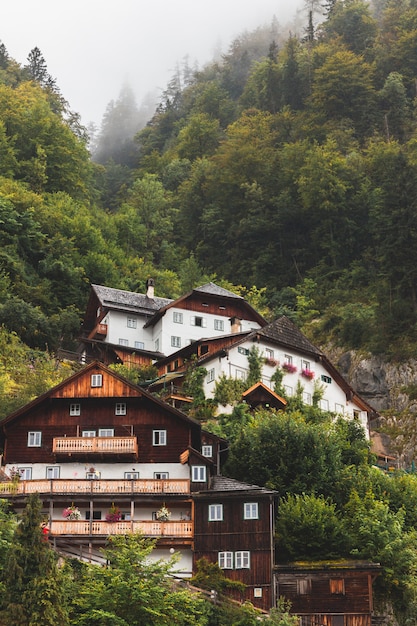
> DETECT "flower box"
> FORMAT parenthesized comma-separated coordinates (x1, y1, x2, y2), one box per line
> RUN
(63, 504, 81, 520)
(282, 362, 297, 373)
(301, 369, 315, 380)
(264, 358, 278, 367)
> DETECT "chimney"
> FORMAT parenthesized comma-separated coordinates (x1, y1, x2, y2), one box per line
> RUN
(146, 278, 155, 299)
(230, 316, 242, 334)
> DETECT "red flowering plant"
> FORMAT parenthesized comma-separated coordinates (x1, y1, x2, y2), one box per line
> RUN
(62, 503, 81, 520)
(106, 503, 122, 522)
(301, 369, 315, 380)
(282, 362, 297, 373)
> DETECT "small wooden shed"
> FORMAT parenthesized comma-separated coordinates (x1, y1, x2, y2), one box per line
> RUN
(275, 560, 381, 626)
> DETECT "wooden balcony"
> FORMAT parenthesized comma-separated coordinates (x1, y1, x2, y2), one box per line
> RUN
(49, 519, 193, 537)
(53, 436, 138, 458)
(88, 323, 107, 340)
(0, 478, 190, 496)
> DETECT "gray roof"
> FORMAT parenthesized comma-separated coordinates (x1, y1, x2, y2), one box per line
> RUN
(210, 475, 276, 495)
(92, 284, 172, 316)
(257, 316, 323, 357)
(194, 282, 243, 299)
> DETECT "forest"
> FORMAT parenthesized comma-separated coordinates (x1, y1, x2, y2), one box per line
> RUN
(2, 0, 417, 623)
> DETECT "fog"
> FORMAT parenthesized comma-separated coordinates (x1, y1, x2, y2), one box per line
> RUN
(1, 0, 305, 127)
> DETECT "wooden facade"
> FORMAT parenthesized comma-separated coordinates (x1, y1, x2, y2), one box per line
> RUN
(0, 361, 276, 612)
(275, 562, 381, 626)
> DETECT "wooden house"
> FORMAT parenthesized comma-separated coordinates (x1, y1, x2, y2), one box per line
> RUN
(0, 361, 276, 611)
(275, 561, 381, 626)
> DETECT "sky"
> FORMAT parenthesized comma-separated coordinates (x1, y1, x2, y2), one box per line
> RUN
(0, 0, 304, 128)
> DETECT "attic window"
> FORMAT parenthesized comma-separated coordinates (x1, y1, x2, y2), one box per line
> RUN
(202, 302, 209, 307)
(27, 431, 42, 447)
(200, 345, 209, 355)
(91, 374, 103, 387)
(321, 374, 332, 384)
(69, 403, 81, 416)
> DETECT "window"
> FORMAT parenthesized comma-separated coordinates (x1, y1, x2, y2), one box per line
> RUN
(244, 502, 259, 520)
(335, 403, 344, 414)
(127, 317, 137, 328)
(191, 316, 206, 327)
(27, 431, 41, 447)
(265, 348, 274, 359)
(202, 445, 213, 458)
(86, 471, 101, 479)
(192, 466, 206, 482)
(303, 392, 312, 405)
(301, 359, 310, 370)
(46, 466, 60, 479)
(155, 338, 160, 351)
(85, 511, 102, 520)
(173, 311, 183, 324)
(297, 579, 312, 595)
(19, 467, 32, 480)
(238, 347, 249, 355)
(214, 319, 224, 331)
(209, 504, 223, 521)
(91, 374, 103, 387)
(115, 403, 126, 415)
(207, 368, 215, 383)
(235, 369, 246, 380)
(69, 403, 80, 416)
(254, 588, 263, 598)
(125, 472, 139, 479)
(218, 552, 233, 569)
(154, 472, 169, 479)
(321, 374, 332, 384)
(330, 579, 345, 595)
(171, 336, 181, 348)
(119, 338, 128, 346)
(320, 399, 329, 411)
(153, 430, 167, 446)
(82, 430, 96, 437)
(284, 354, 293, 365)
(134, 341, 144, 350)
(99, 428, 114, 437)
(235, 551, 250, 569)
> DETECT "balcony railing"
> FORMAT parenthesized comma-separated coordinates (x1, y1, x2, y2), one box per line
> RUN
(49, 519, 193, 537)
(53, 437, 138, 456)
(0, 478, 190, 496)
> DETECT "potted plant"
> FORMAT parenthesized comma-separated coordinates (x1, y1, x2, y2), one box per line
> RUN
(264, 357, 278, 367)
(62, 503, 81, 520)
(156, 504, 171, 522)
(105, 503, 122, 522)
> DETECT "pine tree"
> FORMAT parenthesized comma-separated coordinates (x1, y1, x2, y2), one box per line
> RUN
(0, 493, 69, 626)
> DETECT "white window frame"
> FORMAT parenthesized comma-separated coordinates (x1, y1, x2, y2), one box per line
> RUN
(218, 551, 233, 569)
(154, 472, 169, 479)
(303, 392, 312, 405)
(235, 369, 246, 381)
(214, 319, 224, 331)
(153, 430, 167, 446)
(192, 465, 206, 482)
(124, 472, 139, 479)
(86, 471, 101, 480)
(27, 431, 42, 447)
(202, 445, 213, 458)
(320, 399, 329, 412)
(244, 502, 259, 520)
(82, 430, 96, 437)
(207, 368, 215, 383)
(127, 317, 137, 328)
(301, 359, 311, 371)
(173, 311, 183, 324)
(284, 354, 293, 365)
(134, 341, 145, 350)
(115, 403, 127, 415)
(155, 338, 160, 352)
(191, 316, 206, 328)
(19, 467, 32, 480)
(91, 374, 103, 387)
(46, 466, 60, 479)
(209, 504, 223, 521)
(99, 428, 114, 437)
(171, 336, 181, 348)
(235, 551, 250, 569)
(265, 348, 274, 359)
(69, 403, 81, 416)
(119, 338, 129, 346)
